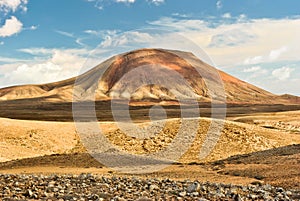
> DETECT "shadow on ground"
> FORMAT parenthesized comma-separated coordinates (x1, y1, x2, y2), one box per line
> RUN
(1, 144, 299, 190)
(212, 144, 300, 190)
(0, 153, 103, 169)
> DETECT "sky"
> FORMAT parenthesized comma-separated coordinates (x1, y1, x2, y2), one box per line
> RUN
(0, 0, 300, 95)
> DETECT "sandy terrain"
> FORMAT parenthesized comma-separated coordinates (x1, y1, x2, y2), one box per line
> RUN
(0, 118, 79, 162)
(0, 110, 299, 190)
(229, 110, 300, 134)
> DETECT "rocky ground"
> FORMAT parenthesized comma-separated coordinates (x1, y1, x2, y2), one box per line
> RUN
(229, 110, 300, 134)
(1, 110, 300, 200)
(0, 173, 299, 201)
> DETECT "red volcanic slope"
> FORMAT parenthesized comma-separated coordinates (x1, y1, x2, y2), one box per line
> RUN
(0, 48, 298, 105)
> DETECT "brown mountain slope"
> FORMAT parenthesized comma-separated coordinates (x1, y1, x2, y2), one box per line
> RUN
(0, 48, 298, 104)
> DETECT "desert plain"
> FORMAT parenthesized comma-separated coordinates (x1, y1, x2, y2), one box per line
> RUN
(0, 49, 299, 200)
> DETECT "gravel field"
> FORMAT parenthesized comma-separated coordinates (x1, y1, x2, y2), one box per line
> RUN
(0, 174, 299, 201)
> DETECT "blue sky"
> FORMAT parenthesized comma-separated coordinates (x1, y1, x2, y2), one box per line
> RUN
(0, 0, 300, 95)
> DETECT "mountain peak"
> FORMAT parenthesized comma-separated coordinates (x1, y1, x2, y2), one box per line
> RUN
(0, 48, 299, 105)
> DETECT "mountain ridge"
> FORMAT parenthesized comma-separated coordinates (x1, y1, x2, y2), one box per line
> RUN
(0, 48, 299, 105)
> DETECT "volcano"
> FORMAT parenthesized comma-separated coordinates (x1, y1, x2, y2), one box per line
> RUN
(0, 48, 299, 105)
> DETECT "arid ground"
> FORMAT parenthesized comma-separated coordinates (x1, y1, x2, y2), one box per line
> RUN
(0, 108, 299, 192)
(0, 49, 299, 199)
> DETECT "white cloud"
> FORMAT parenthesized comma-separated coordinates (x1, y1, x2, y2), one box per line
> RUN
(55, 30, 88, 47)
(172, 13, 189, 18)
(243, 66, 262, 73)
(19, 48, 54, 55)
(18, 48, 90, 69)
(147, 0, 164, 6)
(0, 16, 23, 37)
(0, 1, 29, 38)
(4, 62, 63, 85)
(23, 25, 38, 31)
(87, 0, 164, 10)
(84, 29, 122, 47)
(29, 25, 37, 30)
(222, 13, 231, 19)
(75, 38, 85, 46)
(244, 56, 263, 65)
(84, 30, 99, 35)
(0, 56, 29, 63)
(149, 17, 208, 32)
(90, 0, 103, 10)
(0, 41, 4, 45)
(21, 4, 27, 12)
(115, 0, 135, 3)
(270, 78, 300, 95)
(238, 14, 247, 22)
(115, 0, 164, 5)
(272, 66, 294, 81)
(269, 46, 288, 61)
(216, 0, 222, 9)
(99, 31, 153, 48)
(242, 66, 268, 79)
(18, 47, 89, 57)
(148, 17, 300, 67)
(0, 0, 28, 13)
(84, 29, 118, 37)
(55, 30, 74, 38)
(244, 46, 289, 65)
(0, 48, 91, 87)
(209, 29, 254, 48)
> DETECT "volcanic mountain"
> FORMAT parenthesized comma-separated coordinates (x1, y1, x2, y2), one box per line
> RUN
(0, 48, 298, 105)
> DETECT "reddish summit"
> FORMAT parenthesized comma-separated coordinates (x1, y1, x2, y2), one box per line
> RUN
(0, 48, 299, 105)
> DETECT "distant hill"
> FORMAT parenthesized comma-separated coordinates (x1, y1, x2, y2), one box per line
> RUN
(0, 48, 298, 105)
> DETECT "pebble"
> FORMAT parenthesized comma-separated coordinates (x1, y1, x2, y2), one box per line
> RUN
(0, 174, 297, 200)
(149, 184, 159, 191)
(186, 182, 200, 193)
(179, 191, 186, 197)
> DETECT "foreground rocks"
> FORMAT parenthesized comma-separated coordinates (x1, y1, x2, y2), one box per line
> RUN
(0, 174, 299, 200)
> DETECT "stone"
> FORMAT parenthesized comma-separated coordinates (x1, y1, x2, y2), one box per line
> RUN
(179, 191, 187, 197)
(285, 191, 292, 196)
(187, 182, 200, 193)
(233, 194, 242, 201)
(136, 197, 152, 201)
(24, 189, 33, 197)
(149, 184, 159, 191)
(0, 173, 293, 200)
